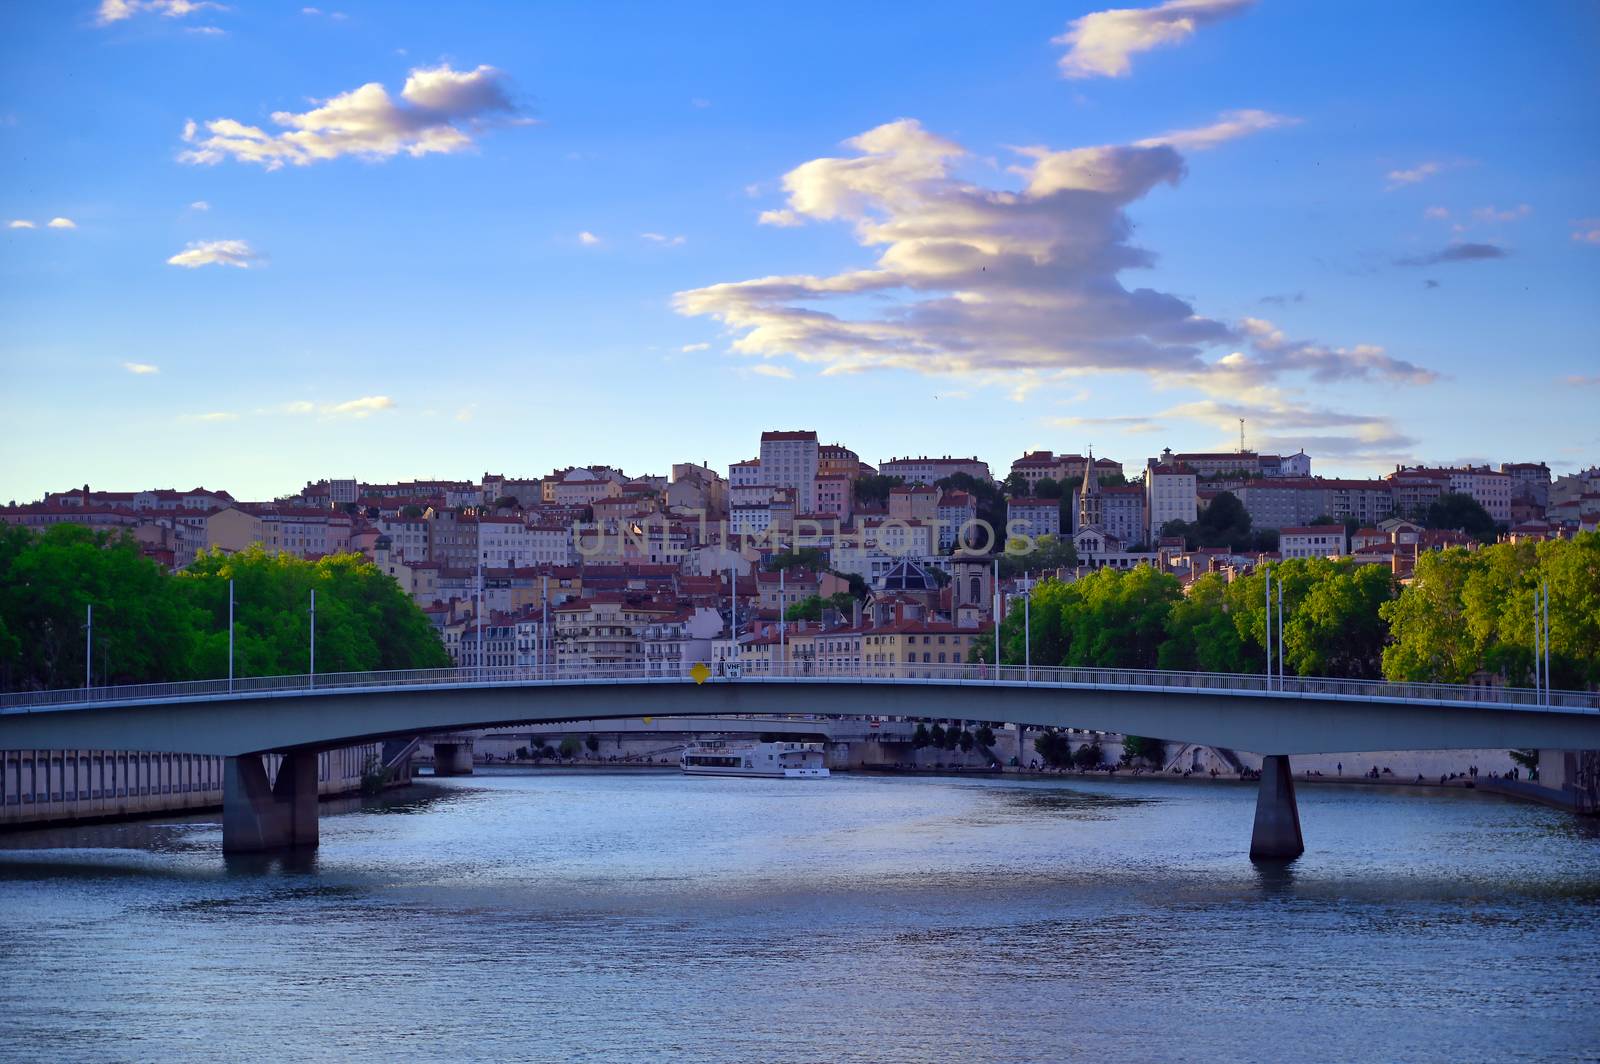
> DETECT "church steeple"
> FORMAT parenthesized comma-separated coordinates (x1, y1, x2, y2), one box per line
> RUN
(1078, 448, 1102, 531)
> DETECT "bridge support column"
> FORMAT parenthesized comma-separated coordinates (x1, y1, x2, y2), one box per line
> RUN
(1249, 754, 1304, 861)
(432, 741, 475, 776)
(223, 751, 319, 853)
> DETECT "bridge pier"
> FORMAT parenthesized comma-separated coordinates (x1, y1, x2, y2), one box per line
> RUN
(432, 740, 475, 776)
(1249, 754, 1304, 861)
(222, 751, 319, 853)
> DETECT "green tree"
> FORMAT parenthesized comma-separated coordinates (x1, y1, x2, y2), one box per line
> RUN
(585, 734, 600, 754)
(1073, 743, 1103, 769)
(912, 723, 932, 749)
(1284, 562, 1396, 679)
(929, 723, 948, 748)
(1158, 571, 1250, 672)
(559, 735, 582, 758)
(1381, 534, 1599, 688)
(784, 591, 855, 621)
(1121, 735, 1165, 766)
(1424, 492, 1498, 543)
(974, 725, 996, 748)
(766, 547, 828, 572)
(1033, 730, 1071, 767)
(1035, 477, 1063, 500)
(999, 534, 1078, 577)
(852, 474, 906, 507)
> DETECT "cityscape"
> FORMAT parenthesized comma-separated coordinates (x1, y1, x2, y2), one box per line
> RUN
(3, 3, 1598, 1063)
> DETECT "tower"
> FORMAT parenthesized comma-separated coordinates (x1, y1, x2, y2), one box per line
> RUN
(1078, 448, 1103, 531)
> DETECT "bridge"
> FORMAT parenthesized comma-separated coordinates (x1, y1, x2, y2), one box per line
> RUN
(3, 663, 1597, 861)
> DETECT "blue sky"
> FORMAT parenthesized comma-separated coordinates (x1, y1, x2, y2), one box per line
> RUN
(2, 0, 1597, 502)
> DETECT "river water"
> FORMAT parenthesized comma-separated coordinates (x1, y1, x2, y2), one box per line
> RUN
(2, 769, 1597, 1063)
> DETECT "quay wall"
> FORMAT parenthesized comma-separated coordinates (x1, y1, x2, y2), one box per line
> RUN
(0, 744, 390, 828)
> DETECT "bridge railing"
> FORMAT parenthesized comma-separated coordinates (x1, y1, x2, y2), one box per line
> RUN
(1, 661, 1595, 713)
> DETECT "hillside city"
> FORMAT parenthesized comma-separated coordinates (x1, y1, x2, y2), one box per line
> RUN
(5, 431, 1596, 680)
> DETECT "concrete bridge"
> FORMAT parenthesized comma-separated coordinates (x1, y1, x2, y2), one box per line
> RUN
(3, 663, 1596, 861)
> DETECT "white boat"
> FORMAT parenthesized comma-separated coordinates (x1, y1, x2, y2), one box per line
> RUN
(679, 740, 831, 779)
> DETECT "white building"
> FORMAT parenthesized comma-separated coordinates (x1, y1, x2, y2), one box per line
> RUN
(759, 430, 820, 513)
(1145, 462, 1198, 540)
(878, 455, 991, 485)
(1280, 525, 1347, 559)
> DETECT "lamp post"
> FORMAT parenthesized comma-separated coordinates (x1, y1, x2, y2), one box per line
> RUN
(228, 577, 235, 693)
(779, 566, 786, 674)
(1024, 575, 1031, 681)
(308, 588, 316, 689)
(1264, 570, 1273, 691)
(84, 603, 92, 690)
(1277, 574, 1284, 689)
(992, 556, 1001, 678)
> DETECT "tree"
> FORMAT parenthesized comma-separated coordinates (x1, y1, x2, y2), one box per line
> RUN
(766, 547, 827, 572)
(1121, 735, 1165, 766)
(1073, 743, 1103, 769)
(1158, 572, 1250, 673)
(1000, 471, 1031, 498)
(559, 735, 581, 759)
(1424, 492, 1498, 544)
(1284, 562, 1396, 679)
(585, 734, 600, 754)
(958, 729, 975, 753)
(929, 723, 948, 748)
(1035, 477, 1063, 500)
(785, 591, 856, 622)
(999, 534, 1078, 577)
(1034, 730, 1071, 768)
(912, 723, 931, 749)
(852, 474, 906, 507)
(974, 725, 996, 748)
(1381, 534, 1600, 689)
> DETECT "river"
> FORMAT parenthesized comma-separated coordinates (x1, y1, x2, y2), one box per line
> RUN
(2, 769, 1597, 1063)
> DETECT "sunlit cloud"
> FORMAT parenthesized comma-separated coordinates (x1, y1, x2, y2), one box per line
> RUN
(189, 200, 210, 211)
(1472, 204, 1530, 224)
(178, 64, 522, 170)
(748, 363, 794, 379)
(577, 230, 601, 246)
(97, 0, 224, 26)
(1054, 0, 1255, 79)
(282, 395, 396, 419)
(680, 343, 710, 353)
(166, 238, 261, 268)
(122, 362, 160, 375)
(1134, 108, 1298, 152)
(678, 117, 1423, 391)
(47, 217, 77, 229)
(7, 220, 35, 229)
(1384, 160, 1464, 190)
(1569, 218, 1600, 245)
(641, 232, 686, 245)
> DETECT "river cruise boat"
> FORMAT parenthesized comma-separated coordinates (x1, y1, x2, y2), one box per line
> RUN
(680, 740, 830, 779)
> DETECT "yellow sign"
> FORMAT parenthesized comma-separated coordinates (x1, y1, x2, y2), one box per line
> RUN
(690, 662, 711, 685)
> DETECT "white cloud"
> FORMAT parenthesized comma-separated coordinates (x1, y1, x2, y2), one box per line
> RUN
(166, 238, 261, 268)
(1134, 108, 1297, 152)
(1385, 161, 1442, 189)
(758, 208, 803, 227)
(189, 200, 210, 211)
(7, 220, 35, 229)
(1423, 206, 1450, 221)
(183, 411, 238, 423)
(283, 395, 395, 418)
(97, 0, 224, 25)
(184, 25, 225, 35)
(1471, 203, 1531, 224)
(301, 6, 347, 17)
(680, 342, 710, 353)
(122, 361, 160, 375)
(641, 232, 686, 245)
(578, 230, 601, 246)
(748, 363, 794, 379)
(1054, 0, 1255, 79)
(178, 64, 519, 170)
(47, 217, 76, 229)
(1572, 219, 1600, 245)
(676, 116, 1416, 391)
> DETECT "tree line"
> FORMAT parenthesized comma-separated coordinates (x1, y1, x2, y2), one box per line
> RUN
(971, 533, 1598, 690)
(0, 524, 451, 693)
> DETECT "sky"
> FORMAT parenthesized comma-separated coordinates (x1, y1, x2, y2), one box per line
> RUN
(2, 0, 1598, 503)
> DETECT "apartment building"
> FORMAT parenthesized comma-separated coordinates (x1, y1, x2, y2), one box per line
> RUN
(879, 455, 991, 485)
(1006, 496, 1061, 540)
(1145, 463, 1198, 540)
(759, 430, 820, 512)
(1280, 525, 1348, 559)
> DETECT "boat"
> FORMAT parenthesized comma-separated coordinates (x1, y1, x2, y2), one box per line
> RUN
(679, 740, 831, 778)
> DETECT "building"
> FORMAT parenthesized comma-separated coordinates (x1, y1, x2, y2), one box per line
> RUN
(1280, 525, 1347, 559)
(552, 594, 677, 672)
(1145, 463, 1197, 540)
(1236, 480, 1331, 531)
(888, 484, 939, 522)
(817, 443, 866, 478)
(936, 491, 977, 551)
(1007, 497, 1062, 541)
(813, 473, 853, 520)
(860, 616, 990, 675)
(878, 455, 991, 485)
(759, 430, 820, 513)
(427, 509, 480, 570)
(1008, 452, 1122, 492)
(1100, 485, 1146, 547)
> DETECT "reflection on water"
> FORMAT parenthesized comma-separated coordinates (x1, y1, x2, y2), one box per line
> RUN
(2, 770, 1597, 1064)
